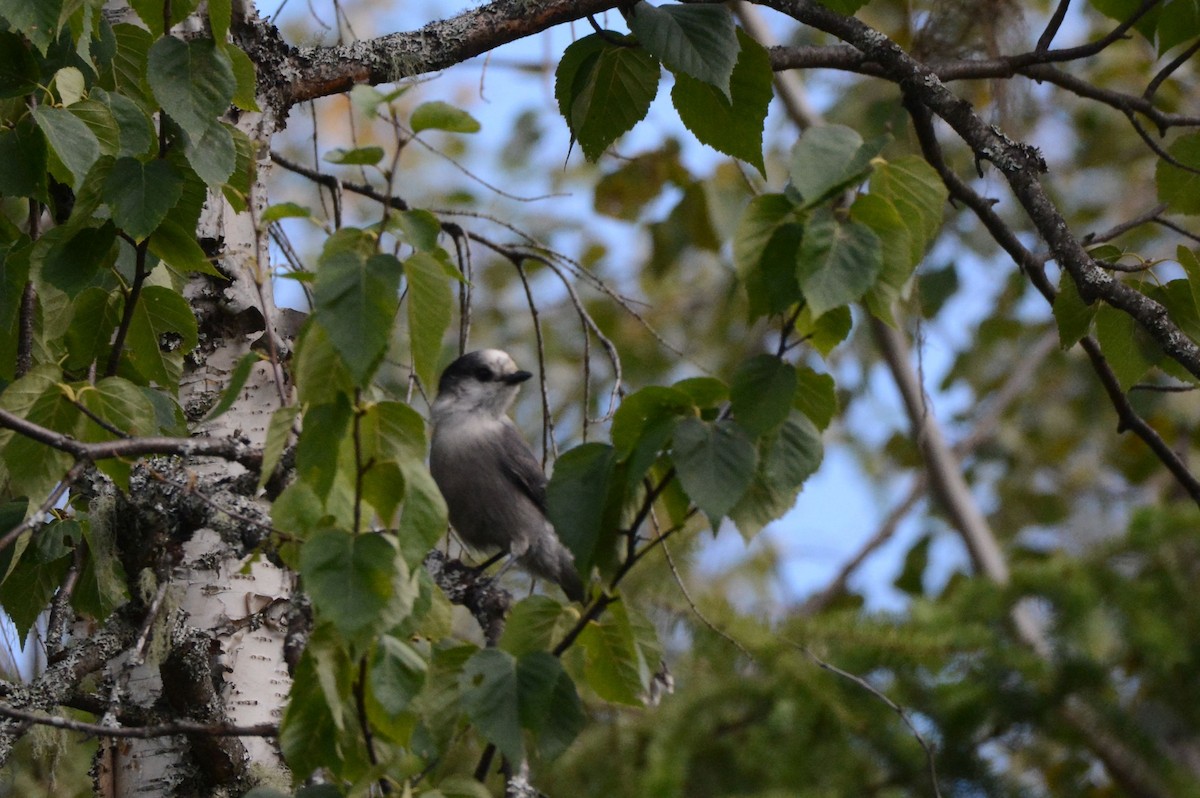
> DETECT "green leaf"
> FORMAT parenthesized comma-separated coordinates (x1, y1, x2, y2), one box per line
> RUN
(261, 202, 313, 224)
(0, 545, 70, 643)
(0, 31, 39, 97)
(78, 377, 158, 439)
(397, 457, 448, 565)
(894, 534, 932, 595)
(1157, 0, 1200, 54)
(279, 650, 342, 778)
(555, 33, 660, 161)
(517, 651, 584, 759)
(670, 29, 772, 176)
(1095, 304, 1160, 391)
(272, 481, 324, 543)
(577, 598, 649, 705)
(32, 106, 100, 189)
(0, 0, 62, 53)
(360, 401, 428, 464)
(184, 120, 236, 187)
(103, 157, 183, 242)
(54, 66, 87, 107)
(300, 530, 397, 638)
(106, 24, 154, 108)
(259, 405, 299, 491)
(411, 101, 481, 134)
(738, 207, 804, 319)
(127, 0, 201, 35)
(629, 2, 737, 98)
(293, 323, 354, 406)
(78, 376, 157, 487)
(208, 0, 231, 40)
(1179, 246, 1200, 316)
(499, 595, 571, 657)
(1053, 271, 1096, 349)
(296, 398, 353, 501)
(312, 250, 402, 387)
(65, 287, 121, 372)
(796, 303, 853, 356)
(119, 284, 198, 390)
(90, 89, 154, 158)
(854, 192, 915, 325)
(0, 367, 78, 504)
(75, 515, 129, 620)
(149, 217, 224, 277)
(0, 117, 48, 200)
(613, 389, 693, 460)
(1156, 132, 1200, 215)
(671, 417, 757, 522)
(226, 45, 261, 112)
(40, 223, 117, 298)
(788, 125, 882, 208)
(733, 192, 795, 269)
(359, 404, 434, 536)
(200, 353, 264, 423)
(460, 648, 523, 764)
(730, 413, 823, 540)
(546, 442, 618, 577)
(404, 251, 453, 392)
(796, 208, 883, 319)
(389, 209, 442, 251)
(869, 156, 947, 264)
(794, 366, 837, 430)
(672, 376, 727, 409)
(147, 37, 235, 131)
(730, 355, 797, 436)
(222, 126, 255, 212)
(323, 146, 385, 166)
(369, 635, 427, 715)
(68, 98, 120, 156)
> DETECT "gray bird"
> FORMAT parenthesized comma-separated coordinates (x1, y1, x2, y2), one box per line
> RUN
(429, 349, 585, 602)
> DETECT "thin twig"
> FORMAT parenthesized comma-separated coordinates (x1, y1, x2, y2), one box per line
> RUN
(0, 704, 277, 739)
(781, 637, 944, 798)
(1035, 0, 1072, 52)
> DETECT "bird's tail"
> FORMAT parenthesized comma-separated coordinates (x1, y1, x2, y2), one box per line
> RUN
(522, 535, 585, 603)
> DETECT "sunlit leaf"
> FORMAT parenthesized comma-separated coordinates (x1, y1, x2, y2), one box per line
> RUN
(404, 251, 452, 392)
(411, 101, 481, 134)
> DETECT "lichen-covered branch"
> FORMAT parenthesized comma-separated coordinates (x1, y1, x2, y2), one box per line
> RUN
(0, 612, 137, 766)
(759, 0, 1200, 383)
(264, 0, 622, 107)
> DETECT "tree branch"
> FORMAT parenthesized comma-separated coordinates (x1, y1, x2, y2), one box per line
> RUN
(0, 612, 137, 766)
(0, 704, 277, 739)
(0, 407, 261, 467)
(278, 0, 622, 106)
(901, 94, 1200, 507)
(758, 0, 1200, 381)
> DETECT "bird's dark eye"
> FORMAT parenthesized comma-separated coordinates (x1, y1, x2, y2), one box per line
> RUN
(474, 366, 492, 382)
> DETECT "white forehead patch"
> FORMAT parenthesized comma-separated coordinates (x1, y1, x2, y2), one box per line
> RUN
(477, 348, 519, 374)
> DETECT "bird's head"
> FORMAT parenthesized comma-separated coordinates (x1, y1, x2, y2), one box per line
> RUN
(433, 349, 532, 417)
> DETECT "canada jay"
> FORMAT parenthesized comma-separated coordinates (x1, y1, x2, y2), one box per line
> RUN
(429, 349, 585, 602)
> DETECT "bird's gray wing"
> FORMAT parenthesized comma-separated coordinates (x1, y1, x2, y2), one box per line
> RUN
(495, 421, 549, 513)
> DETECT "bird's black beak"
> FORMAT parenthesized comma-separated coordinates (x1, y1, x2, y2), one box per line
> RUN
(504, 370, 533, 385)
